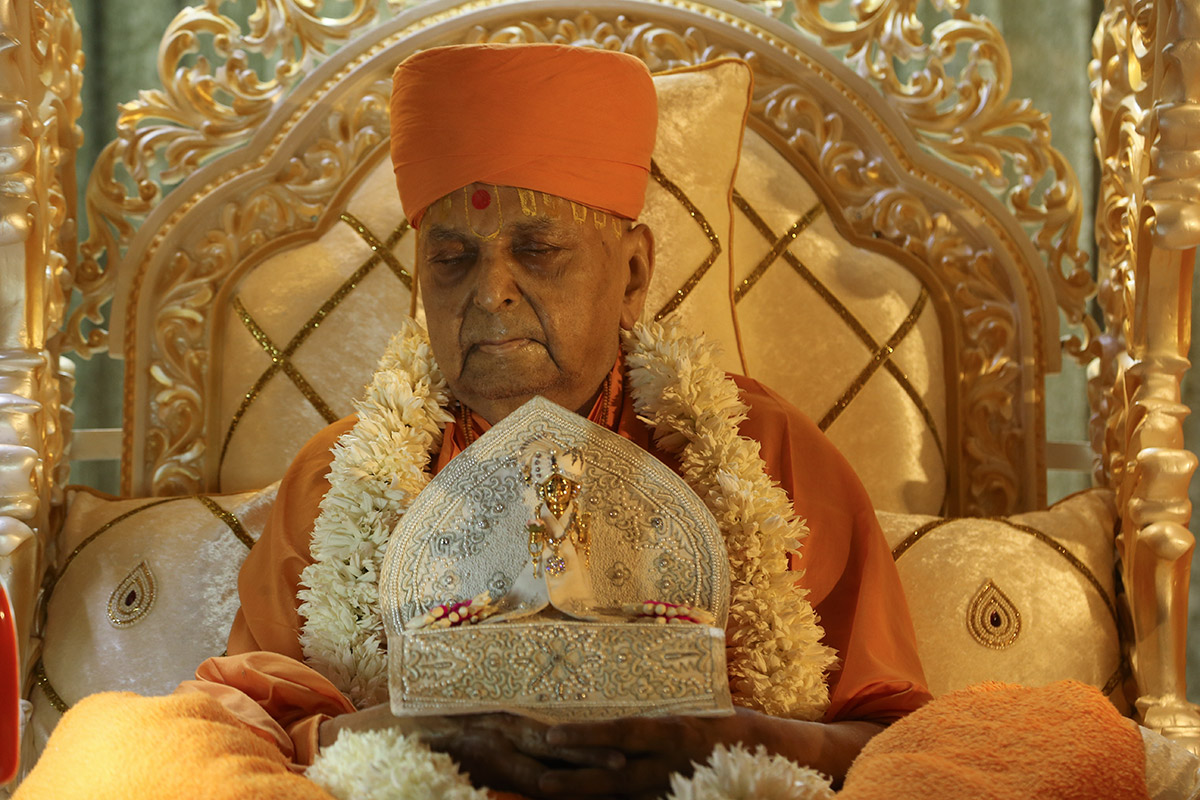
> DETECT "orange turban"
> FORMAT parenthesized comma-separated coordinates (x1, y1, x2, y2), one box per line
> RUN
(389, 44, 657, 226)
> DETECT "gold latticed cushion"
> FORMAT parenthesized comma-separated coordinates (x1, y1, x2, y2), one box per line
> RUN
(215, 58, 753, 494)
(877, 488, 1125, 708)
(637, 59, 750, 376)
(732, 129, 947, 514)
(25, 484, 278, 763)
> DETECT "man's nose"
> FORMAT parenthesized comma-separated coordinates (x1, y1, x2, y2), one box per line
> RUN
(473, 248, 521, 312)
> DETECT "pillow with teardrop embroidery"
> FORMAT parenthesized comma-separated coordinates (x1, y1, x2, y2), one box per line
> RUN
(876, 488, 1124, 711)
(25, 484, 278, 764)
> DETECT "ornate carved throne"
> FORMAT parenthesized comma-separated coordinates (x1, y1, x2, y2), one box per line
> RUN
(2, 0, 1199, 789)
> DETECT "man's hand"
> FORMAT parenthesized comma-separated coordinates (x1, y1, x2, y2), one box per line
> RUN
(537, 710, 883, 798)
(536, 712, 750, 799)
(319, 707, 625, 798)
(320, 705, 882, 799)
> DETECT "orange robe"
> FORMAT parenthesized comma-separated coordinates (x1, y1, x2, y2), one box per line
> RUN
(180, 361, 931, 765)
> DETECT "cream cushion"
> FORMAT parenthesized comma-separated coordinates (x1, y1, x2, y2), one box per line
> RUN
(637, 59, 749, 375)
(733, 128, 946, 514)
(217, 59, 753, 493)
(879, 488, 1125, 709)
(26, 484, 277, 759)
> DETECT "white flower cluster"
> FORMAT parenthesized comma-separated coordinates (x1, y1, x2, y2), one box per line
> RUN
(308, 729, 486, 800)
(624, 319, 836, 720)
(665, 744, 835, 800)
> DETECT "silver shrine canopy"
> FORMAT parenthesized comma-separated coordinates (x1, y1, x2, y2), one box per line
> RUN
(380, 396, 734, 721)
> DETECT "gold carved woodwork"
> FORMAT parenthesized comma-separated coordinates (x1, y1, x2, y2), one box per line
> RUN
(0, 0, 83, 694)
(80, 0, 1080, 517)
(1091, 0, 1200, 749)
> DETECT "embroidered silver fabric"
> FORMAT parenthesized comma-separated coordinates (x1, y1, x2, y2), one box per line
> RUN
(380, 396, 732, 720)
(395, 621, 732, 721)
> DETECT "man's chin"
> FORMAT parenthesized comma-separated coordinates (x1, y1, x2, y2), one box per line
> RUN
(455, 364, 556, 405)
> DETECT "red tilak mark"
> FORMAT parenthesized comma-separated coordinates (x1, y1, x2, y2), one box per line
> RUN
(471, 189, 492, 210)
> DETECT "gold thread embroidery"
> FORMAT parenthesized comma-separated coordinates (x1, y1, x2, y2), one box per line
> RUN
(997, 519, 1120, 623)
(966, 579, 1020, 649)
(197, 495, 255, 549)
(35, 659, 68, 714)
(48, 497, 183, 599)
(107, 561, 158, 628)
(732, 192, 946, 468)
(891, 517, 1119, 625)
(651, 160, 722, 320)
(231, 298, 339, 421)
(340, 213, 413, 285)
(464, 185, 502, 240)
(734, 202, 824, 301)
(818, 288, 929, 431)
(1101, 660, 1127, 697)
(518, 188, 538, 217)
(218, 217, 410, 474)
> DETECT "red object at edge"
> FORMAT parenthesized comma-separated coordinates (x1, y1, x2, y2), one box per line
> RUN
(0, 583, 19, 785)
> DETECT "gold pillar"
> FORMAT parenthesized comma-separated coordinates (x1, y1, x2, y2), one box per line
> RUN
(1093, 0, 1200, 750)
(0, 0, 82, 779)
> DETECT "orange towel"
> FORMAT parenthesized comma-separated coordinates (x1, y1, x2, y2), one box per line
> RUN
(14, 691, 335, 800)
(839, 680, 1150, 800)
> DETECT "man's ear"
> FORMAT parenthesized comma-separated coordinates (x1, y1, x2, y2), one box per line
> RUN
(619, 222, 655, 329)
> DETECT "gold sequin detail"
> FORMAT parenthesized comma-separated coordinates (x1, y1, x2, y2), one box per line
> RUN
(733, 192, 946, 468)
(818, 287, 929, 431)
(218, 216, 412, 475)
(225, 298, 339, 452)
(734, 201, 824, 301)
(652, 160, 722, 320)
(48, 497, 183, 599)
(966, 579, 1020, 649)
(339, 213, 413, 286)
(197, 495, 255, 549)
(107, 560, 157, 628)
(1101, 660, 1127, 698)
(35, 659, 68, 713)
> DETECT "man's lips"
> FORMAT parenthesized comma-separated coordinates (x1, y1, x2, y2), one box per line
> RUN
(468, 337, 538, 355)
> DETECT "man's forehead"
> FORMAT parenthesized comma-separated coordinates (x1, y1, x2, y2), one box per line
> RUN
(421, 183, 627, 239)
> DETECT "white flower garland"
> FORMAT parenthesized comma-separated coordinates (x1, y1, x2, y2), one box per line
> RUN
(623, 320, 836, 719)
(297, 319, 453, 707)
(298, 315, 837, 792)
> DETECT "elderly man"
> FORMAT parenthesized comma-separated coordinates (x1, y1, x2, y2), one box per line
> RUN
(196, 43, 928, 795)
(17, 44, 929, 800)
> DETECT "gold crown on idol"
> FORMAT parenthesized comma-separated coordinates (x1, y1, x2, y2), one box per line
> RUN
(379, 396, 733, 722)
